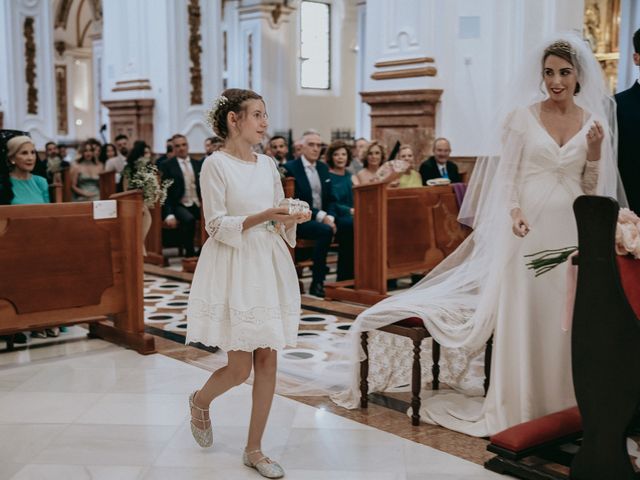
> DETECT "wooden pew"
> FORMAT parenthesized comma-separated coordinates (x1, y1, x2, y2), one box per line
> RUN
(99, 170, 117, 199)
(49, 182, 63, 203)
(144, 198, 165, 266)
(61, 167, 72, 202)
(0, 190, 155, 354)
(325, 182, 469, 305)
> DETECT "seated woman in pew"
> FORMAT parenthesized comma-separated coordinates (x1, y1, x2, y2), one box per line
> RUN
(0, 134, 49, 206)
(389, 145, 422, 188)
(355, 141, 406, 185)
(327, 140, 358, 217)
(70, 142, 103, 202)
(0, 131, 61, 340)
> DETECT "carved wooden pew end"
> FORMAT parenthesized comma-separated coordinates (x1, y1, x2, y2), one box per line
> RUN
(0, 191, 155, 355)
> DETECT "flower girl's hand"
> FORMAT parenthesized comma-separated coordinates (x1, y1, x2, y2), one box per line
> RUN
(265, 207, 293, 222)
(511, 208, 530, 238)
(586, 120, 604, 161)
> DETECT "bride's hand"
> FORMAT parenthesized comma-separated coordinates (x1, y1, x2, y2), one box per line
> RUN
(586, 120, 604, 161)
(511, 208, 530, 238)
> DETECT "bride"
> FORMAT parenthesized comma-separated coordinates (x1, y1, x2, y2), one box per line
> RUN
(280, 33, 626, 437)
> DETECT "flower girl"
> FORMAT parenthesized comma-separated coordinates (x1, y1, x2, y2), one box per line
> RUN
(185, 88, 310, 479)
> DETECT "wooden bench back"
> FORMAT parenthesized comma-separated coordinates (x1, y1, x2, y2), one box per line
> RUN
(99, 170, 117, 199)
(351, 183, 469, 300)
(0, 190, 154, 353)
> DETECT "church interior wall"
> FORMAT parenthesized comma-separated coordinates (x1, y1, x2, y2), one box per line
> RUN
(287, 0, 358, 143)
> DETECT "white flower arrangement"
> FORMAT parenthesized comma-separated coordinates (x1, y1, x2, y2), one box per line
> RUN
(205, 95, 229, 131)
(124, 158, 173, 207)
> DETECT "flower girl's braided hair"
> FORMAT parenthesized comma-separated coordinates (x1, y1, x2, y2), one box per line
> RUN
(206, 88, 263, 139)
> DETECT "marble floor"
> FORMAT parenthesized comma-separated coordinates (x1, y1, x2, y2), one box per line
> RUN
(0, 336, 504, 480)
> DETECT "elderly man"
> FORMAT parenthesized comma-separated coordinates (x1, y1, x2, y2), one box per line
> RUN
(419, 137, 462, 184)
(285, 132, 353, 297)
(160, 134, 203, 257)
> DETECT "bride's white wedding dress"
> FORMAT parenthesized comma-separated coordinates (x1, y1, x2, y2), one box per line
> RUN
(418, 106, 599, 436)
(331, 105, 601, 437)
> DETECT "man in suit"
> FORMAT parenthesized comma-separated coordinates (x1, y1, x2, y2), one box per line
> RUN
(160, 134, 202, 257)
(269, 135, 290, 166)
(33, 141, 69, 184)
(105, 134, 129, 174)
(419, 137, 462, 184)
(204, 136, 223, 157)
(616, 28, 640, 213)
(285, 132, 354, 297)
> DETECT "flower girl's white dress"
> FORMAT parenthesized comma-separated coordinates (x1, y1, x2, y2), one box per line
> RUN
(186, 151, 300, 352)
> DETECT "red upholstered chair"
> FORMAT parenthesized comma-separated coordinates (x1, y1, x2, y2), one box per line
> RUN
(359, 318, 493, 426)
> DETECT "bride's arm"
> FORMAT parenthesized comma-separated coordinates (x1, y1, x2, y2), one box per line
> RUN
(581, 120, 604, 195)
(581, 160, 599, 195)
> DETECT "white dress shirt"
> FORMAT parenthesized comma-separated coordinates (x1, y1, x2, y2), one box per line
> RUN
(301, 155, 334, 224)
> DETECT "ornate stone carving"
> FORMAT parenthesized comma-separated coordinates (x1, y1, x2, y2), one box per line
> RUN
(55, 0, 73, 29)
(23, 17, 38, 115)
(54, 40, 66, 57)
(584, 0, 621, 92)
(188, 0, 203, 105)
(55, 65, 68, 135)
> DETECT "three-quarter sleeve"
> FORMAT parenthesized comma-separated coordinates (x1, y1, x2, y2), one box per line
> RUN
(201, 160, 247, 249)
(272, 161, 297, 248)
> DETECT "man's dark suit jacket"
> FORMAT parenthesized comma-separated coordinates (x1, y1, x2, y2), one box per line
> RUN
(284, 158, 337, 219)
(419, 156, 462, 184)
(615, 81, 640, 213)
(159, 157, 203, 218)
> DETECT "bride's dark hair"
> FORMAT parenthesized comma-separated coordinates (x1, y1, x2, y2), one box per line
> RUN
(542, 40, 581, 94)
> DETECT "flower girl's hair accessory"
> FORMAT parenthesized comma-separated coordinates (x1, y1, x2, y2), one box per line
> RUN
(205, 95, 229, 131)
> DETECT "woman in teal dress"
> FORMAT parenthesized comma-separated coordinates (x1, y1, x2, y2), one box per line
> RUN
(326, 140, 359, 217)
(0, 132, 57, 340)
(0, 134, 49, 205)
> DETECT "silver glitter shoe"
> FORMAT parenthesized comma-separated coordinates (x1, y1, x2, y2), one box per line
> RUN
(243, 449, 285, 479)
(189, 390, 213, 448)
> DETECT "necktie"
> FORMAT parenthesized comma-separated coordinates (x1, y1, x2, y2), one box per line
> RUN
(440, 165, 449, 179)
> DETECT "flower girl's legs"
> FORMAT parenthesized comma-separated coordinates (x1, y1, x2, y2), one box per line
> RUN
(191, 350, 253, 429)
(245, 348, 277, 462)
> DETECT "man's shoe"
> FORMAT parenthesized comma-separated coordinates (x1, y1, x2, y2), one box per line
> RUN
(309, 282, 325, 298)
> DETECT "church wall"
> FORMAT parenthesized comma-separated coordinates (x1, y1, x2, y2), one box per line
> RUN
(287, 0, 358, 143)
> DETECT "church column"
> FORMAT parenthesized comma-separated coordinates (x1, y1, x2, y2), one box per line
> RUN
(359, 0, 442, 162)
(101, 0, 156, 147)
(234, 0, 296, 134)
(0, 0, 57, 146)
(101, 0, 222, 153)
